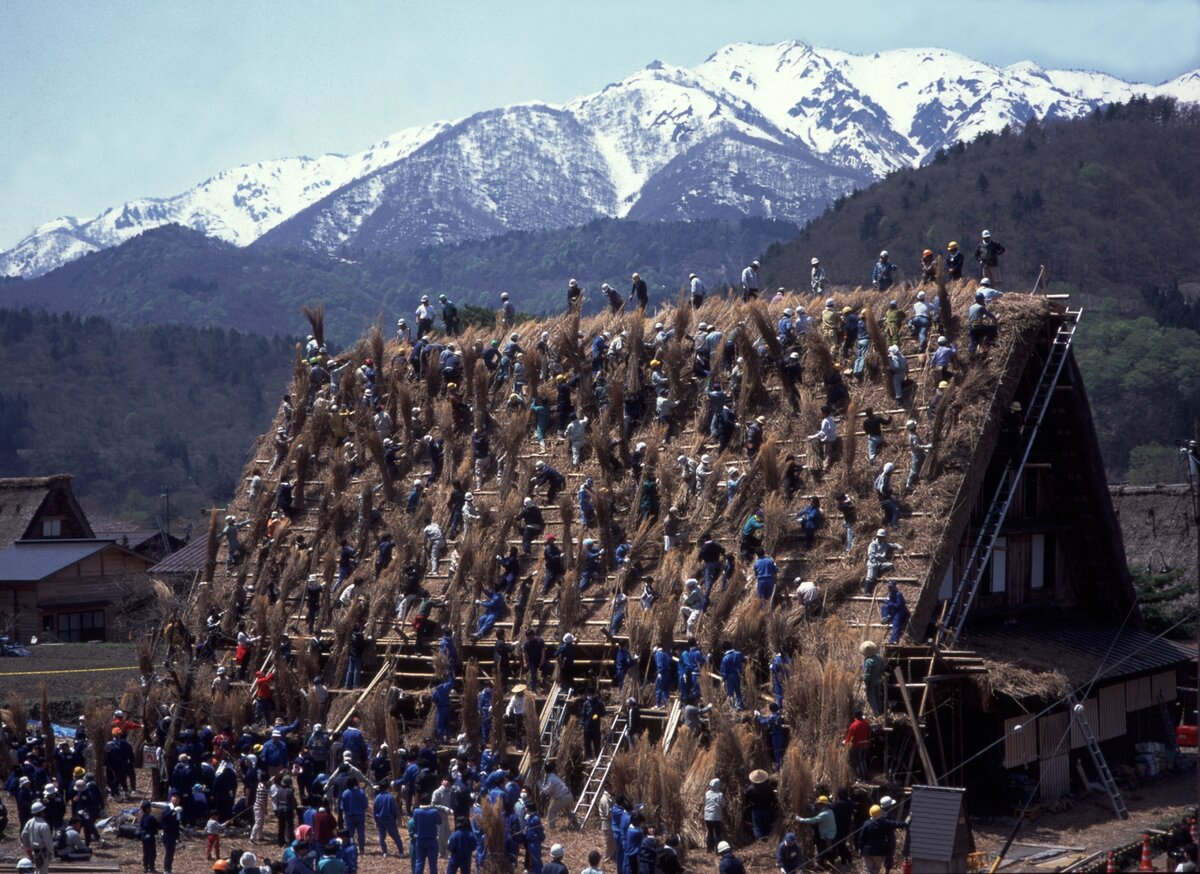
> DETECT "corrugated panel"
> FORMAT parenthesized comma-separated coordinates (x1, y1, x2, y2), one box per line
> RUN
(1070, 696, 1099, 749)
(1040, 753, 1071, 798)
(1038, 712, 1070, 760)
(1004, 715, 1038, 768)
(908, 785, 967, 862)
(1098, 684, 1126, 740)
(1152, 670, 1177, 703)
(1125, 676, 1152, 712)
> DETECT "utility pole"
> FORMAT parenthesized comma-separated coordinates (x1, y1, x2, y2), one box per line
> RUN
(161, 486, 171, 542)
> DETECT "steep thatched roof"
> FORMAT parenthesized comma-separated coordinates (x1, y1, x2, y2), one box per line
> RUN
(178, 281, 1140, 747)
(1110, 483, 1197, 579)
(0, 474, 92, 549)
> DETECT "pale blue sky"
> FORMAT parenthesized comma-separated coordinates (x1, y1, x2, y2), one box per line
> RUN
(2, 0, 1197, 249)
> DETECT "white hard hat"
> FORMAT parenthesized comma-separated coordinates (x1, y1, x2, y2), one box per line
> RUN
(501, 292, 509, 300)
(563, 633, 575, 644)
(826, 298, 835, 307)
(751, 260, 760, 268)
(783, 308, 793, 316)
(717, 841, 732, 854)
(880, 250, 889, 258)
(980, 277, 992, 286)
(811, 257, 820, 265)
(917, 291, 926, 300)
(982, 229, 992, 238)
(700, 454, 712, 464)
(524, 497, 534, 507)
(876, 528, 888, 537)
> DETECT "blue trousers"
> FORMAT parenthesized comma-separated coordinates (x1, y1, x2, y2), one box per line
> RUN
(415, 838, 440, 874)
(477, 612, 501, 637)
(376, 817, 404, 854)
(751, 807, 773, 838)
(345, 814, 366, 852)
(724, 677, 744, 710)
(655, 679, 669, 706)
(447, 855, 473, 874)
(344, 655, 362, 689)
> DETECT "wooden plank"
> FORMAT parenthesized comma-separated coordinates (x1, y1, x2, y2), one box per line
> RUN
(1004, 715, 1038, 768)
(1152, 670, 1177, 703)
(894, 666, 939, 785)
(1097, 683, 1125, 741)
(1124, 676, 1152, 712)
(661, 697, 682, 752)
(333, 656, 395, 734)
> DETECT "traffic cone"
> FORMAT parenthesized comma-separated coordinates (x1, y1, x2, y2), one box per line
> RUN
(1137, 832, 1154, 872)
(1106, 851, 1116, 873)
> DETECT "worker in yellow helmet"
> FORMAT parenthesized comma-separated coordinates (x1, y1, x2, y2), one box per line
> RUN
(945, 241, 964, 280)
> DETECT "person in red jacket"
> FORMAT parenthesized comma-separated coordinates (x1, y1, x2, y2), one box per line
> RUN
(254, 670, 275, 725)
(842, 710, 872, 780)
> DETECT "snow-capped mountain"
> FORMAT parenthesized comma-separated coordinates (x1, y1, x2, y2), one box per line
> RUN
(4, 41, 1196, 277)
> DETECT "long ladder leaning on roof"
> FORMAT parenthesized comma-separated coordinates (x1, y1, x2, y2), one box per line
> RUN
(938, 307, 1083, 648)
(1067, 691, 1128, 819)
(573, 708, 630, 826)
(520, 683, 573, 778)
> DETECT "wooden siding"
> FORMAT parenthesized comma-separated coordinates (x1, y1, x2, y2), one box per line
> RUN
(1038, 711, 1071, 798)
(1151, 670, 1177, 703)
(1003, 715, 1038, 768)
(1124, 675, 1152, 712)
(1098, 684, 1126, 741)
(1006, 536, 1030, 606)
(1070, 696, 1100, 749)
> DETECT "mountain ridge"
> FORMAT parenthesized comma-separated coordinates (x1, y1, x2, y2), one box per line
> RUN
(4, 40, 1197, 277)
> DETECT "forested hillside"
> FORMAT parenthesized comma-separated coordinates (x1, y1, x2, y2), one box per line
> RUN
(1, 217, 796, 341)
(761, 97, 1200, 479)
(0, 309, 295, 530)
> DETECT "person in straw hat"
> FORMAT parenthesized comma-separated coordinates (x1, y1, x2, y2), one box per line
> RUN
(743, 769, 777, 839)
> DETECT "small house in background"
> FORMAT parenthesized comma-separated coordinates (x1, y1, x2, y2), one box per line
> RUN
(0, 475, 156, 642)
(147, 537, 208, 593)
(1109, 483, 1197, 580)
(91, 524, 187, 564)
(907, 785, 975, 873)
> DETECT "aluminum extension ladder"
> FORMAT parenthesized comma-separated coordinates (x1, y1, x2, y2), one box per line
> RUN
(939, 309, 1082, 647)
(1067, 691, 1129, 819)
(572, 709, 629, 826)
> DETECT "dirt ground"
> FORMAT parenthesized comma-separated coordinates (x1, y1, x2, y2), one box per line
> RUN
(0, 642, 140, 709)
(972, 762, 1198, 871)
(0, 759, 1193, 872)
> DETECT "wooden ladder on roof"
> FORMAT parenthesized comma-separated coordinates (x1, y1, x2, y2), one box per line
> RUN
(938, 308, 1083, 648)
(519, 683, 572, 779)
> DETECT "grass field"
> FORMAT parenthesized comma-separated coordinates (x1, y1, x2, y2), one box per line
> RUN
(0, 642, 140, 715)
